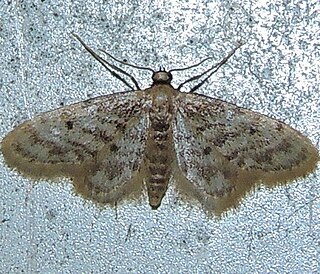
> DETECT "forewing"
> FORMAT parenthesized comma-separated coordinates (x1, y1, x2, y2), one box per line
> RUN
(173, 92, 318, 215)
(2, 91, 150, 205)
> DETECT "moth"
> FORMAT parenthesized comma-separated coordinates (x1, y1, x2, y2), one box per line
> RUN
(1, 34, 318, 216)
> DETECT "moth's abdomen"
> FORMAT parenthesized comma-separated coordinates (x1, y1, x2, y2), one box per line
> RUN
(145, 87, 176, 209)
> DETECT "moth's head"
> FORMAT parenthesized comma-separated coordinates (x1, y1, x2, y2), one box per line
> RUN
(152, 70, 173, 86)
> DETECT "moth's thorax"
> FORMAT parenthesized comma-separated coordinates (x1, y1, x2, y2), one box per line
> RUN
(144, 84, 176, 209)
(148, 84, 177, 108)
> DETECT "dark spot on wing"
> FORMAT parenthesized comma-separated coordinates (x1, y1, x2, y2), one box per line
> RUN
(110, 143, 119, 152)
(203, 146, 212, 155)
(249, 125, 257, 135)
(276, 122, 284, 131)
(66, 121, 74, 130)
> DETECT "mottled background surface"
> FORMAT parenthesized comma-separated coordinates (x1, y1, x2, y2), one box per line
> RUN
(0, 0, 319, 273)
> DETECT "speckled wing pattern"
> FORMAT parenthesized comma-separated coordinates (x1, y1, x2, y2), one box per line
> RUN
(172, 92, 319, 215)
(2, 38, 319, 216)
(2, 91, 152, 205)
(2, 81, 319, 215)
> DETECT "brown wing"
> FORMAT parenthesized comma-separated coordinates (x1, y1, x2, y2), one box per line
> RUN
(2, 91, 151, 205)
(172, 92, 318, 215)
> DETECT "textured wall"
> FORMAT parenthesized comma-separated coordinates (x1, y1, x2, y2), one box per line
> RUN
(0, 0, 319, 273)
